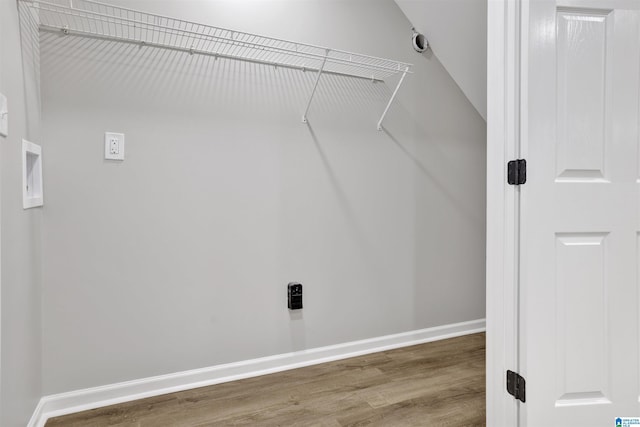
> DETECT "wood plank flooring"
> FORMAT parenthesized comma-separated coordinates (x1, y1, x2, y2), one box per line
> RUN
(46, 333, 485, 426)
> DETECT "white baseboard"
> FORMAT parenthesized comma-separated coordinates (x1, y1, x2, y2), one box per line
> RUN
(28, 318, 485, 427)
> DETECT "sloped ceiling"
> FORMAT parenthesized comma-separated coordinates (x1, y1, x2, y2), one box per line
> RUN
(395, 0, 487, 120)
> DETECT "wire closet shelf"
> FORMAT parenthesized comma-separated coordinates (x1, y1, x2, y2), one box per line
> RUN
(21, 0, 413, 129)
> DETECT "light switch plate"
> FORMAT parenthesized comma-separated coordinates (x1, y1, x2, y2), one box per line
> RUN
(0, 93, 8, 138)
(105, 132, 125, 160)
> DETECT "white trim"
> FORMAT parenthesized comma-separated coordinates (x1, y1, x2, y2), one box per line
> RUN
(26, 399, 46, 427)
(486, 0, 521, 425)
(28, 319, 485, 427)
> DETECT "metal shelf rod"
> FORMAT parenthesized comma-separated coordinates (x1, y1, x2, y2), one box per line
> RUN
(36, 0, 410, 69)
(377, 67, 410, 131)
(302, 52, 328, 124)
(34, 0, 412, 76)
(39, 24, 383, 82)
(25, 0, 414, 128)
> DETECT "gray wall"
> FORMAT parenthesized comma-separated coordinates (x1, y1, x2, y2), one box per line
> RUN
(395, 0, 488, 119)
(0, 0, 43, 425)
(41, 0, 486, 395)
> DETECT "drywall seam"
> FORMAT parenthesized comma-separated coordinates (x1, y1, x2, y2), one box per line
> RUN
(28, 318, 485, 427)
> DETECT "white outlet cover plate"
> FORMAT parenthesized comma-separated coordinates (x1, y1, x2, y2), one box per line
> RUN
(104, 132, 125, 160)
(0, 93, 8, 137)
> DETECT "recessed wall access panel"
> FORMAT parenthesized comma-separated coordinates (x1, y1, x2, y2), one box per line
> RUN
(22, 139, 43, 209)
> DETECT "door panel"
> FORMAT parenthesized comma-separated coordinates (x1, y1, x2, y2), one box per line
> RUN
(523, 0, 640, 425)
(555, 233, 610, 406)
(556, 8, 612, 182)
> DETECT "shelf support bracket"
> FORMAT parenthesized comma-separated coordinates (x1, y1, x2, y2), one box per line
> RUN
(302, 50, 329, 124)
(377, 67, 409, 131)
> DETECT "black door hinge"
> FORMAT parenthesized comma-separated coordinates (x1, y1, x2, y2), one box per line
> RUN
(506, 370, 526, 403)
(507, 159, 527, 185)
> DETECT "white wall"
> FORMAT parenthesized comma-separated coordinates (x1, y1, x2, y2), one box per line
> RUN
(395, 0, 488, 120)
(40, 0, 486, 395)
(0, 0, 43, 425)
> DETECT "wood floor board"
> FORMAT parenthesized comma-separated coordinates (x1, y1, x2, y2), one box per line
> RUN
(46, 333, 485, 426)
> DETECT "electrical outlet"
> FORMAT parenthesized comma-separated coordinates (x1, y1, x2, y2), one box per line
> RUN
(110, 138, 119, 154)
(105, 132, 125, 160)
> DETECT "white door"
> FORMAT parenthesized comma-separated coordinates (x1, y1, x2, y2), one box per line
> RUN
(522, 0, 640, 426)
